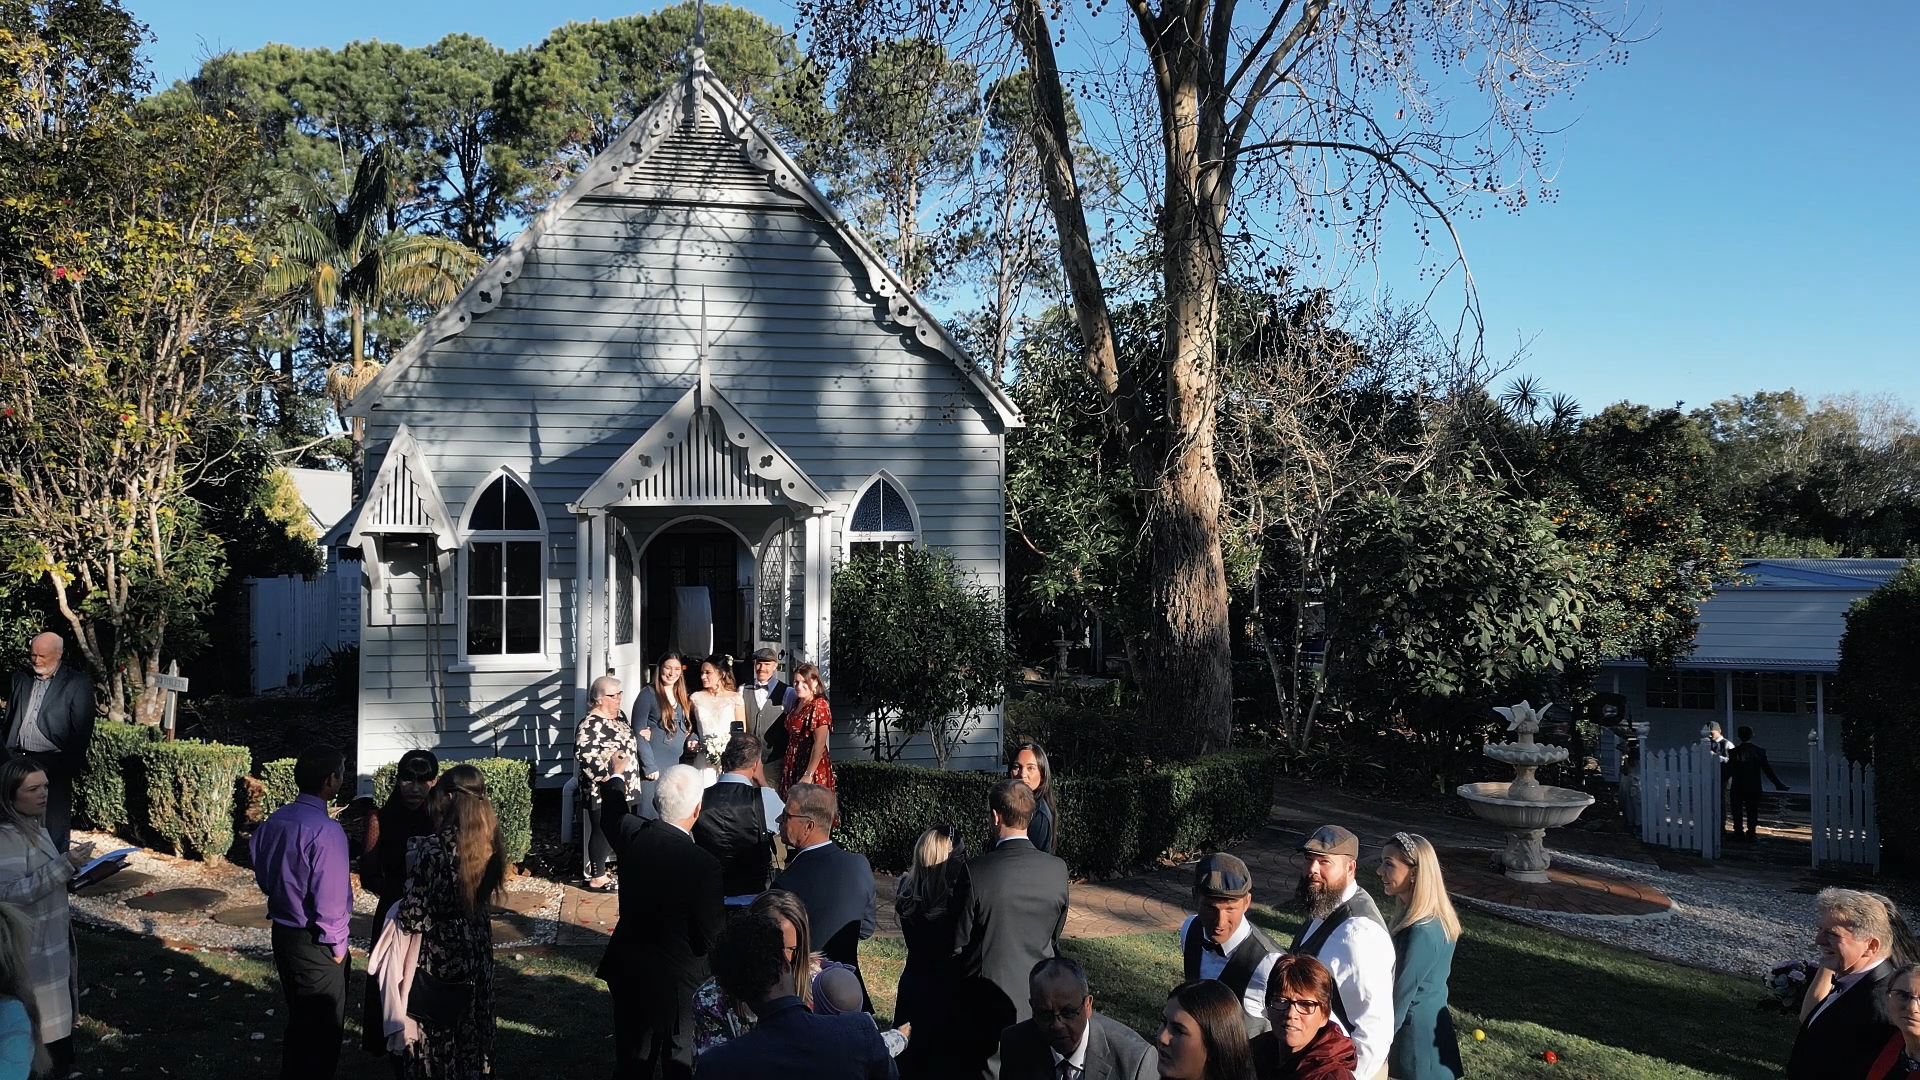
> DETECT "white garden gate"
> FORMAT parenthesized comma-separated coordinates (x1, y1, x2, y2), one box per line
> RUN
(1809, 749, 1880, 871)
(1641, 736, 1722, 858)
(247, 571, 359, 692)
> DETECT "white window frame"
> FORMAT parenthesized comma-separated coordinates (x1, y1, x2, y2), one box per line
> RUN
(451, 467, 556, 673)
(844, 471, 921, 553)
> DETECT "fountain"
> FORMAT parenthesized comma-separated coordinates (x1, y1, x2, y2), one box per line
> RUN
(1456, 700, 1595, 883)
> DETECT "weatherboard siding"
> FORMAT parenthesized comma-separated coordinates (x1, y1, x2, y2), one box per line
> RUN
(355, 163, 1006, 784)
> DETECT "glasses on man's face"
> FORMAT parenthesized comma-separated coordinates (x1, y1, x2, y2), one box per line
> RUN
(1030, 1000, 1088, 1025)
(1269, 998, 1324, 1015)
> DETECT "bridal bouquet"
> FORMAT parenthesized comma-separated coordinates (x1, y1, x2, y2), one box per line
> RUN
(1765, 959, 1816, 1012)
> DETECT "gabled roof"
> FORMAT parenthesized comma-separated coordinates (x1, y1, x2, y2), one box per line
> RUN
(571, 380, 830, 511)
(347, 50, 1021, 429)
(345, 425, 458, 552)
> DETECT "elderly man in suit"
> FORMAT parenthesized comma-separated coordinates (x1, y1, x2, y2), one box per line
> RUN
(998, 958, 1154, 1080)
(598, 764, 725, 1079)
(6, 632, 94, 850)
(1788, 887, 1900, 1079)
(772, 783, 876, 972)
(956, 778, 1072, 1080)
(696, 909, 895, 1080)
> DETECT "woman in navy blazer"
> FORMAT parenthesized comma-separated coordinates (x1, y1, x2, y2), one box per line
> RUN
(1377, 832, 1464, 1080)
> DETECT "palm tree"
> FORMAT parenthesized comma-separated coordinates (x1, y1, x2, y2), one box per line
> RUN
(264, 143, 480, 443)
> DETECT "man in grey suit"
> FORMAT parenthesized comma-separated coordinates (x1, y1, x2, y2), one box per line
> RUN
(955, 778, 1071, 1079)
(998, 958, 1155, 1080)
(6, 632, 94, 850)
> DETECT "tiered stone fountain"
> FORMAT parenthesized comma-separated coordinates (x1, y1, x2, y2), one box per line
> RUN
(1456, 700, 1595, 883)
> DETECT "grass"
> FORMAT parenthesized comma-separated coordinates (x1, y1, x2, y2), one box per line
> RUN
(68, 892, 1797, 1080)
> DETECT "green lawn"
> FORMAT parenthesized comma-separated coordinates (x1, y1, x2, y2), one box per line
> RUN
(69, 898, 1796, 1079)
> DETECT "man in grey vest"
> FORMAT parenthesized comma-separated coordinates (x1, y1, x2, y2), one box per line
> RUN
(1290, 825, 1395, 1080)
(1176, 853, 1281, 1037)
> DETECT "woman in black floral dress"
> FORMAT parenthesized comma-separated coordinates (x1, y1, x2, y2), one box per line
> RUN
(398, 764, 506, 1079)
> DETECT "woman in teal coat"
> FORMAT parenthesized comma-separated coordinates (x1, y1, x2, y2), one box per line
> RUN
(1378, 832, 1465, 1080)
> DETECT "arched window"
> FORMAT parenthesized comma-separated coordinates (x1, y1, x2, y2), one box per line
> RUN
(461, 471, 546, 660)
(847, 474, 918, 555)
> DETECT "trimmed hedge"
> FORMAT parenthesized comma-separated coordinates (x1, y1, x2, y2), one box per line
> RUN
(837, 749, 1278, 876)
(77, 721, 163, 833)
(135, 739, 252, 860)
(259, 758, 300, 816)
(371, 757, 533, 866)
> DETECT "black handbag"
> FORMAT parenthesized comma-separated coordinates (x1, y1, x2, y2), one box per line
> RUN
(406, 967, 473, 1026)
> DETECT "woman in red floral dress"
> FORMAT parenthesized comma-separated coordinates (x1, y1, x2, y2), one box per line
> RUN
(781, 662, 835, 792)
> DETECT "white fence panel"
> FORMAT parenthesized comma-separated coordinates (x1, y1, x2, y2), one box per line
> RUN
(1641, 738, 1722, 859)
(1811, 752, 1880, 871)
(248, 572, 350, 693)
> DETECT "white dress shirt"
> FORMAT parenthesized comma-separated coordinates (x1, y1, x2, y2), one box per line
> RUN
(1177, 914, 1280, 1021)
(1296, 880, 1397, 1079)
(1048, 1018, 1091, 1078)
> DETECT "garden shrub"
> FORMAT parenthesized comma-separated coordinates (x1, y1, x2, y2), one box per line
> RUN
(1837, 563, 1920, 866)
(259, 758, 299, 816)
(371, 756, 534, 866)
(77, 721, 162, 833)
(837, 748, 1277, 875)
(135, 739, 251, 860)
(1003, 692, 1180, 776)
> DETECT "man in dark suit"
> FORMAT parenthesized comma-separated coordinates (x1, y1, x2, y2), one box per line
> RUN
(1787, 887, 1899, 1079)
(6, 632, 94, 850)
(598, 764, 725, 1079)
(1727, 726, 1790, 841)
(696, 909, 895, 1080)
(956, 778, 1072, 1080)
(772, 783, 876, 970)
(743, 649, 791, 767)
(998, 958, 1155, 1080)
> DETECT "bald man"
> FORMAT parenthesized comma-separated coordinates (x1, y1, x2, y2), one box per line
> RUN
(6, 633, 95, 849)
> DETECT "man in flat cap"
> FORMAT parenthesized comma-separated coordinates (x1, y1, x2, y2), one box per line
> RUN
(1291, 825, 1395, 1080)
(742, 648, 792, 767)
(1175, 852, 1283, 1037)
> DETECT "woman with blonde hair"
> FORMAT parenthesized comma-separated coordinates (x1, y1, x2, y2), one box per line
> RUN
(895, 826, 964, 1078)
(1375, 832, 1463, 1080)
(0, 903, 51, 1078)
(0, 759, 88, 1076)
(395, 763, 507, 1079)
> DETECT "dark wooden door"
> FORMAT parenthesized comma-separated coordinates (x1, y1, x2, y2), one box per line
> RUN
(644, 530, 741, 661)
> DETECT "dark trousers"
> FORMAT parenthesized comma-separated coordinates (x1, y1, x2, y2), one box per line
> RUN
(608, 983, 693, 1080)
(1730, 788, 1761, 835)
(270, 923, 348, 1080)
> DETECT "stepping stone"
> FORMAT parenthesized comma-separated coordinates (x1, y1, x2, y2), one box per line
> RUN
(73, 870, 158, 898)
(491, 916, 532, 944)
(125, 887, 227, 913)
(212, 904, 271, 930)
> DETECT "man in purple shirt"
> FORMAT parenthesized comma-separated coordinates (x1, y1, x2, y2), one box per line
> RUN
(251, 744, 352, 1080)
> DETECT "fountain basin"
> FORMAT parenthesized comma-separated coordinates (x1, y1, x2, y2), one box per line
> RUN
(1483, 743, 1569, 767)
(1456, 782, 1594, 829)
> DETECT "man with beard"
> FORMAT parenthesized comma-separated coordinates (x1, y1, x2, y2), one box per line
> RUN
(1174, 853, 1282, 1036)
(1290, 825, 1395, 1080)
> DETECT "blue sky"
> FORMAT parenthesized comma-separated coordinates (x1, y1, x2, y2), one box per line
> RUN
(130, 0, 1918, 414)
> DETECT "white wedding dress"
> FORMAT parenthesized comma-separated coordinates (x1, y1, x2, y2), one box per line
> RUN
(688, 691, 743, 787)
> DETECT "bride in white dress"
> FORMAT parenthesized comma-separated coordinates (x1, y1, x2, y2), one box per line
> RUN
(688, 656, 747, 787)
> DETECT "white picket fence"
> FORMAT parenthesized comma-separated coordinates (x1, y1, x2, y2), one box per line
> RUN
(1810, 751, 1880, 871)
(247, 571, 359, 692)
(1641, 738, 1722, 859)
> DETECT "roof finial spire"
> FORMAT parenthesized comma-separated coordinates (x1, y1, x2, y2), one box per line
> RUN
(693, 0, 707, 50)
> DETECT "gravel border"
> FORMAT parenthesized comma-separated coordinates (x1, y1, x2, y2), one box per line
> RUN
(1471, 849, 1815, 979)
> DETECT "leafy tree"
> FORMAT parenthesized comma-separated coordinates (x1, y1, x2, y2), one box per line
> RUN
(500, 3, 829, 204)
(0, 0, 267, 722)
(264, 143, 480, 442)
(1323, 465, 1588, 737)
(830, 545, 1012, 767)
(1836, 563, 1920, 864)
(797, 0, 1638, 755)
(819, 38, 981, 294)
